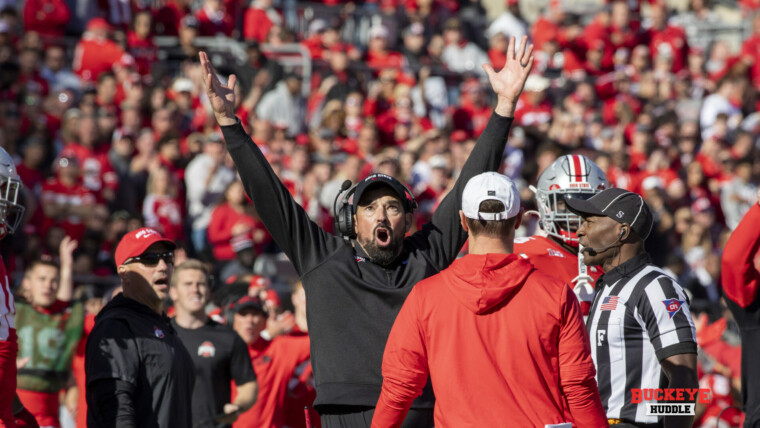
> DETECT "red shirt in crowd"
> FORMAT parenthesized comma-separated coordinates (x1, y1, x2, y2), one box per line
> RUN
(281, 330, 320, 428)
(514, 95, 553, 127)
(60, 144, 118, 203)
(365, 49, 405, 70)
(150, 1, 189, 36)
(22, 0, 70, 39)
(373, 253, 607, 427)
(742, 34, 760, 88)
(195, 5, 234, 37)
(232, 335, 311, 428)
(143, 194, 185, 242)
(40, 178, 97, 241)
(207, 203, 270, 261)
(243, 6, 279, 42)
(126, 31, 158, 77)
(513, 235, 603, 317)
(72, 34, 127, 82)
(648, 24, 689, 73)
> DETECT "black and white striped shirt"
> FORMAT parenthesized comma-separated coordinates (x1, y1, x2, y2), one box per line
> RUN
(587, 253, 697, 424)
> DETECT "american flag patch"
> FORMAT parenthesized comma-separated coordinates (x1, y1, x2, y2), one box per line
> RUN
(600, 296, 619, 311)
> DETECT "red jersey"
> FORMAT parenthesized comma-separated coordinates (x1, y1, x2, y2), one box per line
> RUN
(513, 235, 603, 316)
(207, 203, 271, 261)
(365, 50, 404, 70)
(40, 178, 97, 241)
(232, 335, 311, 428)
(195, 6, 234, 37)
(374, 254, 607, 427)
(243, 6, 278, 42)
(60, 144, 118, 201)
(126, 31, 158, 76)
(648, 25, 689, 73)
(142, 194, 185, 242)
(22, 0, 70, 39)
(72, 34, 127, 82)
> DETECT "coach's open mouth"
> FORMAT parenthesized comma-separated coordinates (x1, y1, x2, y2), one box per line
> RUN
(376, 227, 391, 246)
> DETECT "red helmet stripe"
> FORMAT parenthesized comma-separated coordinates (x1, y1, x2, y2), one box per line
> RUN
(572, 155, 583, 182)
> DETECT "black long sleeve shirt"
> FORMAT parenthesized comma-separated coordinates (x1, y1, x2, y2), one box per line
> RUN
(220, 112, 513, 409)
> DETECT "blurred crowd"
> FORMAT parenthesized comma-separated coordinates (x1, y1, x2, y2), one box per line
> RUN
(2, 0, 760, 426)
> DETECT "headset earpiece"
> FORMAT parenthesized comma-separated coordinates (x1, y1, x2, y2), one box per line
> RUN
(334, 181, 359, 240)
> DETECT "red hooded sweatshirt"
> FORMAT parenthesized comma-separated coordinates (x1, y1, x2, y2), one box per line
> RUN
(373, 253, 607, 428)
(723, 203, 760, 308)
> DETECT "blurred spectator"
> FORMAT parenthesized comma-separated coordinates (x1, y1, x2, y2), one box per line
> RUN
(243, 0, 282, 43)
(72, 17, 127, 83)
(195, 0, 235, 37)
(207, 180, 270, 263)
(40, 157, 98, 241)
(721, 158, 759, 229)
(185, 134, 236, 254)
(126, 10, 158, 77)
(700, 78, 742, 138)
(60, 112, 119, 205)
(40, 45, 81, 93)
(487, 0, 528, 41)
(220, 233, 258, 284)
(227, 294, 310, 428)
(143, 167, 185, 243)
(364, 25, 404, 70)
(256, 72, 305, 136)
(442, 17, 489, 76)
(22, 0, 71, 40)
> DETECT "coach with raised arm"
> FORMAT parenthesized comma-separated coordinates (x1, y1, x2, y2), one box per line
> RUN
(200, 36, 533, 428)
(568, 189, 698, 428)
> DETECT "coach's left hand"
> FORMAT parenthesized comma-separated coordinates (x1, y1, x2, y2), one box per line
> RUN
(482, 35, 534, 118)
(200, 51, 238, 127)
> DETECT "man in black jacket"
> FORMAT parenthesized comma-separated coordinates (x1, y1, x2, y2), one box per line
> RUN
(199, 35, 534, 428)
(85, 228, 195, 428)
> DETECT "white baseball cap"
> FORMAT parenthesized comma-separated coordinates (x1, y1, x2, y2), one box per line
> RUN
(462, 172, 520, 220)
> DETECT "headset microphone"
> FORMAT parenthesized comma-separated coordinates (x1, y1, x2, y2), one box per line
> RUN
(581, 230, 625, 255)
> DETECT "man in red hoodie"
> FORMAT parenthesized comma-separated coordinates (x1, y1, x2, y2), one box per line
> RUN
(372, 172, 607, 428)
(722, 189, 760, 426)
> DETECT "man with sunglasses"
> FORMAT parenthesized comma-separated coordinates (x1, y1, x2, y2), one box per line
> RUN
(85, 227, 195, 428)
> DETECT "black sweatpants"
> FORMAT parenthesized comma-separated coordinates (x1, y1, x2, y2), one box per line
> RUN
(319, 406, 434, 428)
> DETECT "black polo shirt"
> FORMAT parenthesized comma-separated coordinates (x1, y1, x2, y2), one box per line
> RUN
(86, 294, 195, 428)
(172, 319, 256, 428)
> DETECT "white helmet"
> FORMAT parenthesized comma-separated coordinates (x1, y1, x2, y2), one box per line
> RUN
(0, 147, 24, 237)
(532, 154, 608, 244)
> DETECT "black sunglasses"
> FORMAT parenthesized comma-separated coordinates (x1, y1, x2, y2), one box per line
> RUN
(125, 252, 175, 266)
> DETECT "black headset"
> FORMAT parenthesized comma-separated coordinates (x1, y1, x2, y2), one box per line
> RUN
(333, 177, 418, 240)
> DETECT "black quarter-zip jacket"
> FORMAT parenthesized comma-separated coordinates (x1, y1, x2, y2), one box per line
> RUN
(220, 113, 513, 410)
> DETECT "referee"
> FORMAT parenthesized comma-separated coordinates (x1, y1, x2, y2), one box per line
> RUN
(567, 188, 698, 428)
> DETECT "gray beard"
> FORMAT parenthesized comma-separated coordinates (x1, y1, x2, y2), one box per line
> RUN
(358, 233, 402, 267)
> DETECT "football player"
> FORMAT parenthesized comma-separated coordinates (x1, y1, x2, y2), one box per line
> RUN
(515, 154, 608, 316)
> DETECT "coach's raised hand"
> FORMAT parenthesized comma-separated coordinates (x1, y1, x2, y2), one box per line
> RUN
(200, 51, 238, 127)
(482, 35, 534, 118)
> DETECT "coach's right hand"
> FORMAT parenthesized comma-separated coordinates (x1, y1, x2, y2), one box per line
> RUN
(482, 35, 534, 118)
(200, 51, 238, 127)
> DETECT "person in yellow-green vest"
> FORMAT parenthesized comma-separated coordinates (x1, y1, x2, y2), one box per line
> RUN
(15, 236, 81, 428)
